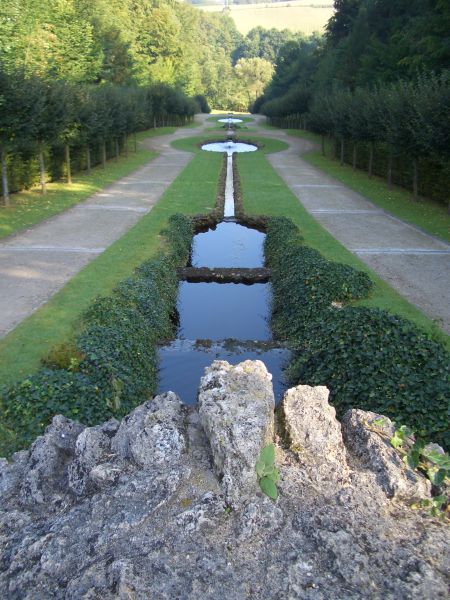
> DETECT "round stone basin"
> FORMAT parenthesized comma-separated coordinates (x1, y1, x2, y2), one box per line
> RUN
(201, 141, 257, 155)
(218, 118, 243, 124)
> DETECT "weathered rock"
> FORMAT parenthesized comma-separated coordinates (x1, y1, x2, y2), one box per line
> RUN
(280, 384, 349, 483)
(20, 415, 83, 506)
(198, 360, 275, 507)
(0, 362, 448, 600)
(341, 409, 431, 501)
(68, 421, 118, 495)
(111, 392, 187, 469)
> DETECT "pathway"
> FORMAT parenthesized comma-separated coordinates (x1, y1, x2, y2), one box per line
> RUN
(250, 118, 450, 333)
(0, 116, 210, 338)
(1, 113, 449, 337)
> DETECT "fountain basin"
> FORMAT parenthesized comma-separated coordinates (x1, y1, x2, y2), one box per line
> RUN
(218, 118, 243, 124)
(201, 141, 257, 155)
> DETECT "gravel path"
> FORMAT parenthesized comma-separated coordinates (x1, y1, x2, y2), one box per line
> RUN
(1, 114, 449, 337)
(0, 117, 210, 338)
(250, 117, 450, 333)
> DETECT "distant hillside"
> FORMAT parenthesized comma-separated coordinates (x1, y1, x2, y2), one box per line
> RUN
(194, 0, 333, 35)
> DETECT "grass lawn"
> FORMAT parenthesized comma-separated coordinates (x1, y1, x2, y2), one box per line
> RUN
(265, 126, 450, 243)
(0, 127, 178, 240)
(237, 149, 450, 350)
(172, 134, 288, 155)
(0, 149, 223, 387)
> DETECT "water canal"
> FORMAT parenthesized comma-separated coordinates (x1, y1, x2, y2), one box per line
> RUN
(157, 128, 290, 404)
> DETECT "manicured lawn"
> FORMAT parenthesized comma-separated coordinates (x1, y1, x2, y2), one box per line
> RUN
(264, 126, 450, 243)
(237, 150, 450, 349)
(0, 150, 223, 387)
(172, 134, 288, 155)
(0, 127, 177, 240)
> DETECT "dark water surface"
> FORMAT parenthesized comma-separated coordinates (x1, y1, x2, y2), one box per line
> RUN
(191, 222, 265, 268)
(158, 340, 290, 405)
(177, 281, 271, 341)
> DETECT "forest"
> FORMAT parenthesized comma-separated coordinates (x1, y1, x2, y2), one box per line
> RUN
(0, 0, 286, 200)
(1, 0, 449, 205)
(255, 0, 450, 204)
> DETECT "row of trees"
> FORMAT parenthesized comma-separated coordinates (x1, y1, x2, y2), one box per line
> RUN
(255, 0, 450, 204)
(264, 74, 450, 203)
(0, 70, 199, 204)
(309, 75, 450, 201)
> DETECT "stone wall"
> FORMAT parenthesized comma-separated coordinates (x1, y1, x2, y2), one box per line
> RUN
(0, 360, 448, 599)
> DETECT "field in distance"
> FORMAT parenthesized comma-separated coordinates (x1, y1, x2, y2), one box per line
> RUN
(196, 0, 333, 35)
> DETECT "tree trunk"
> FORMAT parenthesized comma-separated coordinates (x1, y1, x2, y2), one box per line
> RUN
(412, 159, 419, 201)
(86, 146, 91, 175)
(352, 143, 357, 171)
(1, 146, 10, 206)
(321, 135, 325, 156)
(124, 134, 128, 157)
(65, 144, 72, 185)
(134, 133, 137, 153)
(38, 145, 47, 194)
(340, 137, 344, 166)
(387, 149, 393, 189)
(368, 142, 374, 179)
(115, 138, 120, 161)
(153, 116, 157, 129)
(101, 141, 106, 169)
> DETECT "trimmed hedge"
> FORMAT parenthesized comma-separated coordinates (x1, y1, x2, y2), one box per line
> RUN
(265, 216, 450, 447)
(0, 214, 192, 453)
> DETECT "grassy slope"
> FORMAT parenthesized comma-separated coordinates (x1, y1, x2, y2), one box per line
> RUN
(0, 128, 177, 240)
(0, 148, 222, 387)
(237, 149, 450, 349)
(270, 127, 450, 243)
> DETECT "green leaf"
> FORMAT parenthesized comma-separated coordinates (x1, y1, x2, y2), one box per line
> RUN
(264, 466, 280, 483)
(255, 458, 267, 478)
(423, 449, 450, 469)
(404, 452, 419, 470)
(259, 476, 278, 500)
(391, 432, 404, 449)
(427, 468, 447, 487)
(432, 495, 447, 509)
(259, 444, 275, 466)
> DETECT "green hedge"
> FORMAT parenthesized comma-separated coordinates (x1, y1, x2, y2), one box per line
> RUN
(265, 217, 450, 447)
(0, 214, 192, 453)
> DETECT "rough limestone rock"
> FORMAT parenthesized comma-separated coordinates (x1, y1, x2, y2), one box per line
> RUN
(0, 361, 448, 600)
(198, 360, 275, 507)
(341, 409, 431, 501)
(111, 391, 187, 468)
(280, 384, 349, 484)
(20, 415, 84, 507)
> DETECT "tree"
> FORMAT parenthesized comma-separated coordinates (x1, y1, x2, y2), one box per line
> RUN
(326, 0, 362, 47)
(234, 58, 274, 108)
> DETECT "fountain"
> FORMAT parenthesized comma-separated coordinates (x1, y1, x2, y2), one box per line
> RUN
(217, 117, 243, 125)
